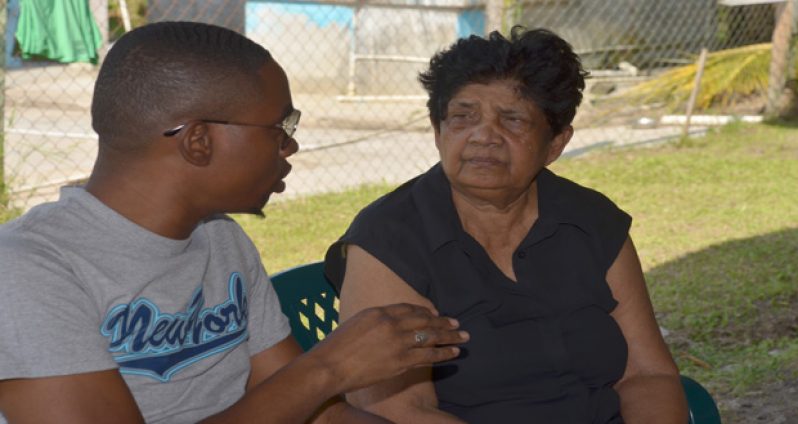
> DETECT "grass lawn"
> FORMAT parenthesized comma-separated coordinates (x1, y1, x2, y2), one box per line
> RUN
(236, 121, 798, 404)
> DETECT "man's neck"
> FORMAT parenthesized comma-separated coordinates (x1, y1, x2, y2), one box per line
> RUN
(86, 161, 204, 240)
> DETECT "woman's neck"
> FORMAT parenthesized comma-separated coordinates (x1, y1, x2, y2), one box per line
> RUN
(451, 182, 540, 280)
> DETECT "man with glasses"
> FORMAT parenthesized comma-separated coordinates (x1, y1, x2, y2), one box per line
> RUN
(0, 22, 467, 423)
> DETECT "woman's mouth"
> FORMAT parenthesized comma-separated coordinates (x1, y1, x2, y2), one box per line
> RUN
(464, 156, 503, 167)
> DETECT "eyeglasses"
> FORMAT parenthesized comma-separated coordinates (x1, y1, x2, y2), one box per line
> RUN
(163, 109, 301, 138)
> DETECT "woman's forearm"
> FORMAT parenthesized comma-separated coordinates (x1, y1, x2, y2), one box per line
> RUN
(616, 374, 688, 424)
(364, 404, 465, 424)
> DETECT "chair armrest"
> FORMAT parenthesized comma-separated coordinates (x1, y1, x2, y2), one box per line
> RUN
(681, 375, 722, 424)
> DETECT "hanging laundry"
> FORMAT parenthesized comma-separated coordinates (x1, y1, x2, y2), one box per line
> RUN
(15, 0, 103, 64)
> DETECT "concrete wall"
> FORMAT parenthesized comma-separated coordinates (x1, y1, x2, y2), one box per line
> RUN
(244, 1, 484, 95)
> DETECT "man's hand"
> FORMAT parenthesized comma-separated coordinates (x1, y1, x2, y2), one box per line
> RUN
(201, 303, 467, 424)
(307, 303, 468, 394)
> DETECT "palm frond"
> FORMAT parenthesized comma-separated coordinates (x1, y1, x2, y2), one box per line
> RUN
(622, 43, 786, 111)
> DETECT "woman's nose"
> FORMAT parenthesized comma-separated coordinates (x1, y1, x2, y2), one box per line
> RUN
(467, 119, 503, 146)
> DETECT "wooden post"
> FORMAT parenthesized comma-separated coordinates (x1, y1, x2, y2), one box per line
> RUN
(346, 1, 361, 96)
(765, 0, 795, 116)
(683, 48, 709, 138)
(118, 0, 132, 32)
(485, 0, 504, 35)
(89, 0, 109, 61)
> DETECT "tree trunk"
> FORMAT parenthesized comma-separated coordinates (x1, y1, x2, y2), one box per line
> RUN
(766, 0, 796, 116)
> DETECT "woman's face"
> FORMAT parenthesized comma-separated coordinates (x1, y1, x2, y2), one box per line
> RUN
(435, 79, 571, 202)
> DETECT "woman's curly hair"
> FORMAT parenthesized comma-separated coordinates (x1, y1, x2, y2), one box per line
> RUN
(419, 26, 588, 135)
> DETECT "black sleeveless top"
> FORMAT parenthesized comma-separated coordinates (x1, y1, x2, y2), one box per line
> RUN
(326, 164, 631, 423)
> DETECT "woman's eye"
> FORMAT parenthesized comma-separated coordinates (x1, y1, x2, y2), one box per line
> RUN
(448, 113, 474, 126)
(503, 116, 528, 131)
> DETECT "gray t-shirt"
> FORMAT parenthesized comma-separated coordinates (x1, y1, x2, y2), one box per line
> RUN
(0, 187, 291, 423)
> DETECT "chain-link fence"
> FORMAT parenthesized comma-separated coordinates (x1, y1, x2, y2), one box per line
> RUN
(0, 0, 792, 213)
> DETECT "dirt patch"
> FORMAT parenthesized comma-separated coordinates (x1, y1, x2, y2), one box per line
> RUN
(712, 296, 798, 348)
(659, 295, 798, 423)
(717, 377, 798, 424)
(749, 297, 798, 341)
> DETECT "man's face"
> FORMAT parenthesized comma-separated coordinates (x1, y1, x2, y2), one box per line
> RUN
(207, 62, 299, 215)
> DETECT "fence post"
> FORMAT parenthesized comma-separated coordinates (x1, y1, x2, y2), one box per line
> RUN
(683, 48, 709, 139)
(0, 0, 7, 208)
(765, 0, 796, 117)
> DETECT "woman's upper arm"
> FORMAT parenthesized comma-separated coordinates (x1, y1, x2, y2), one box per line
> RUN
(606, 236, 688, 423)
(339, 244, 443, 419)
(606, 236, 678, 379)
(0, 370, 145, 424)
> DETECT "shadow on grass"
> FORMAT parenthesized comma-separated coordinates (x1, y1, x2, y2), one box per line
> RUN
(763, 115, 798, 129)
(646, 227, 798, 349)
(646, 228, 798, 410)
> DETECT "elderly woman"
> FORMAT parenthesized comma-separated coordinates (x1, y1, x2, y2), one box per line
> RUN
(324, 27, 687, 423)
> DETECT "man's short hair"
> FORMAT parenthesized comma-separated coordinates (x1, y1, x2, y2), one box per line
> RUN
(91, 21, 273, 149)
(419, 26, 588, 135)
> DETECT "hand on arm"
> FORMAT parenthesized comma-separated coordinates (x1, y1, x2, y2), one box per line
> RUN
(204, 270, 467, 424)
(338, 245, 467, 424)
(204, 337, 390, 424)
(608, 237, 688, 424)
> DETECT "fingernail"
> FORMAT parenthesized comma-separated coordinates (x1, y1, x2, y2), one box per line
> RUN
(459, 331, 470, 341)
(448, 318, 459, 327)
(451, 347, 460, 356)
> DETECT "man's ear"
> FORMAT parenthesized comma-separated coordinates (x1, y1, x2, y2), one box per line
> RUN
(177, 122, 213, 167)
(545, 125, 573, 166)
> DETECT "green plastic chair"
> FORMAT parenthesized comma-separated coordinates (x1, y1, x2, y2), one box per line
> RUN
(270, 261, 722, 424)
(271, 261, 338, 352)
(682, 375, 723, 424)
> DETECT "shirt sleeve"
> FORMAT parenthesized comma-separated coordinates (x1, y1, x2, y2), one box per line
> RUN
(325, 206, 431, 299)
(593, 196, 632, 273)
(236, 233, 291, 356)
(0, 238, 117, 380)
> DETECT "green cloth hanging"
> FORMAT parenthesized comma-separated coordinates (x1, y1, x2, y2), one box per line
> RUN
(15, 0, 103, 64)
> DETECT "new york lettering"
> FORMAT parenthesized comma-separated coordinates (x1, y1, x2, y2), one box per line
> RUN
(100, 272, 250, 381)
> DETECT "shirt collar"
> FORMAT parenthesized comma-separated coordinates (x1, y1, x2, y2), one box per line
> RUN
(524, 167, 589, 247)
(410, 164, 587, 252)
(411, 163, 463, 251)
(535, 167, 587, 229)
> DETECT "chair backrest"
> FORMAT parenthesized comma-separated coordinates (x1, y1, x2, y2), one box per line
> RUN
(270, 261, 339, 352)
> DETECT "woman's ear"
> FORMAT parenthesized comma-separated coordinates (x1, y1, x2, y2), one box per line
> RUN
(177, 122, 213, 167)
(545, 125, 573, 166)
